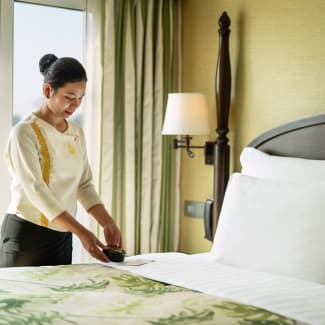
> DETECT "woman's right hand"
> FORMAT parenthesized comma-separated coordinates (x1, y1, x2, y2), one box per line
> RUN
(78, 229, 109, 263)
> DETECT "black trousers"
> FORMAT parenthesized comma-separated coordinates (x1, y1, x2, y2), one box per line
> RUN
(0, 214, 72, 267)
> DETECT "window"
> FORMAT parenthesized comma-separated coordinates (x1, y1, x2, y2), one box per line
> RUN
(13, 1, 85, 126)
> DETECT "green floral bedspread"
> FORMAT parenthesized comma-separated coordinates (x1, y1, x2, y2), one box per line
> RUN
(0, 264, 306, 325)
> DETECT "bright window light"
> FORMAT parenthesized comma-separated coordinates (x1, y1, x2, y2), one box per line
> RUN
(13, 2, 85, 126)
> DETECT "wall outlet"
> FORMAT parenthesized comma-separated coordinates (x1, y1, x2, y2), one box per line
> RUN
(184, 200, 205, 218)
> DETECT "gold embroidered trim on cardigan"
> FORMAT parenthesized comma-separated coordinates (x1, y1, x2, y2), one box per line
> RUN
(31, 122, 50, 227)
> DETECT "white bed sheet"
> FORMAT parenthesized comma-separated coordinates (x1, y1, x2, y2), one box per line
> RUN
(106, 252, 325, 325)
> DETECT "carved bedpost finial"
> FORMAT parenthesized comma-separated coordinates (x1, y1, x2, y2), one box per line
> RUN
(219, 12, 231, 30)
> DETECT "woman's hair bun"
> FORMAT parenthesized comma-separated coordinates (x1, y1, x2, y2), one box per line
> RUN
(39, 53, 58, 76)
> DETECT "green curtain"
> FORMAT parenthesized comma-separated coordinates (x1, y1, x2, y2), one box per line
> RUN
(100, 0, 181, 255)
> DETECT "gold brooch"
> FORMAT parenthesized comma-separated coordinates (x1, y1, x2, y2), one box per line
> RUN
(67, 143, 75, 154)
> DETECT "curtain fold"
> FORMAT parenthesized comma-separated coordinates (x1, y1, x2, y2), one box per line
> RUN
(85, 0, 181, 258)
(78, 0, 105, 263)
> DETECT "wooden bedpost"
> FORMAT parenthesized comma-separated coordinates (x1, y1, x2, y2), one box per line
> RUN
(212, 12, 231, 236)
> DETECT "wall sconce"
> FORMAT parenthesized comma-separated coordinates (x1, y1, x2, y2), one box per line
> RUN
(162, 93, 215, 164)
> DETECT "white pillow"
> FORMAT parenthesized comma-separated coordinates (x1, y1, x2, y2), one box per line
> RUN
(210, 173, 325, 283)
(240, 147, 325, 181)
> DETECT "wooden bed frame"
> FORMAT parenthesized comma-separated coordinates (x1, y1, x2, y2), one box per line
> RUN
(213, 11, 325, 236)
(213, 12, 231, 235)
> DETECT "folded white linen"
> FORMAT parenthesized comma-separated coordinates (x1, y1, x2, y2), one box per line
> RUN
(106, 252, 325, 325)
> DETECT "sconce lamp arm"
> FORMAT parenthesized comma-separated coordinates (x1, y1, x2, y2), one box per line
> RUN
(173, 135, 211, 158)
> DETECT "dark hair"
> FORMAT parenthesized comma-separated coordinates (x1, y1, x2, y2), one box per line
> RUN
(39, 53, 87, 90)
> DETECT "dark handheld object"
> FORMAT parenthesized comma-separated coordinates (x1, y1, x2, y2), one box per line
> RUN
(103, 248, 126, 262)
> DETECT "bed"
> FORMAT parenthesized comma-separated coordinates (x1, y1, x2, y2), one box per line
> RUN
(1, 11, 325, 325)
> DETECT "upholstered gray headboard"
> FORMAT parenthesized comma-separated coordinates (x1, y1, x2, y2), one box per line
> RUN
(248, 114, 325, 160)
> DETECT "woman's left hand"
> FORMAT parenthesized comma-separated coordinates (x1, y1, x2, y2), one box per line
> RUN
(103, 222, 122, 248)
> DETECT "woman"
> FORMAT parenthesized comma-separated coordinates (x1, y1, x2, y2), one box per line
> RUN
(0, 54, 122, 266)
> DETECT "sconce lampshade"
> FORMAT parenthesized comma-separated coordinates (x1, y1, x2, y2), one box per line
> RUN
(162, 93, 211, 135)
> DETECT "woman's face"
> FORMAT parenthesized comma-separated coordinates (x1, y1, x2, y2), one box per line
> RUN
(44, 80, 86, 118)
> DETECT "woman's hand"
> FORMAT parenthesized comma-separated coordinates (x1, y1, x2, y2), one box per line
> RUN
(79, 229, 109, 262)
(87, 204, 123, 249)
(103, 222, 122, 248)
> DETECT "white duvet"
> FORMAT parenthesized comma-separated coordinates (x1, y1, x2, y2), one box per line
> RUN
(107, 252, 325, 325)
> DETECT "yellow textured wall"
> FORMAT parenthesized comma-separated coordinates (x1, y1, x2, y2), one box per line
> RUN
(180, 0, 325, 252)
